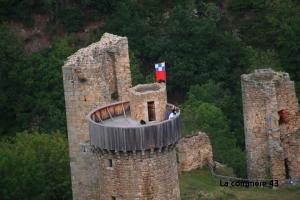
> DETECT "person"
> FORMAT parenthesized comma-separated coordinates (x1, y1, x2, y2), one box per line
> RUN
(175, 106, 180, 115)
(171, 104, 179, 115)
(166, 109, 172, 120)
(168, 111, 174, 120)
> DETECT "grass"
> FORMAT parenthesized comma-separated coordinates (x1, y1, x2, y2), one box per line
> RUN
(179, 167, 300, 200)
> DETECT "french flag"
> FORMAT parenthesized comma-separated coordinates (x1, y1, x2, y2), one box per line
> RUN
(155, 62, 166, 82)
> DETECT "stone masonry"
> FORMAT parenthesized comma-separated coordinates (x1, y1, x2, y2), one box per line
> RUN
(63, 33, 182, 199)
(62, 33, 131, 199)
(92, 146, 180, 200)
(129, 83, 167, 122)
(241, 69, 300, 182)
(177, 132, 213, 172)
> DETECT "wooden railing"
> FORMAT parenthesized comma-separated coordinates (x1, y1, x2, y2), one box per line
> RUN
(88, 101, 182, 151)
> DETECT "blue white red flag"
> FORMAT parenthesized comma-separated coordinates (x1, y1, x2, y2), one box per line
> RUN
(155, 62, 166, 82)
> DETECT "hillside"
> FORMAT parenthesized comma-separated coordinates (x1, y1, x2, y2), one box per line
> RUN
(1, 0, 300, 199)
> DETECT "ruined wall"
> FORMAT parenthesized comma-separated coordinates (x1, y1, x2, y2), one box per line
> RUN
(177, 132, 213, 172)
(129, 83, 167, 122)
(62, 33, 131, 199)
(241, 69, 300, 181)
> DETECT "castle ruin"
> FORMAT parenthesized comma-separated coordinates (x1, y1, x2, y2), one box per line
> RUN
(241, 69, 300, 183)
(63, 33, 181, 199)
(177, 132, 213, 172)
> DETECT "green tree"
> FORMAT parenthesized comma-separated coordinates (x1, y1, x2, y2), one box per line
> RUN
(0, 23, 25, 135)
(186, 81, 246, 150)
(265, 0, 300, 99)
(130, 51, 144, 86)
(13, 36, 80, 134)
(79, 0, 118, 14)
(0, 131, 72, 199)
(247, 48, 282, 73)
(61, 7, 86, 32)
(181, 98, 247, 177)
(143, 5, 252, 94)
(104, 1, 150, 51)
(1, 29, 80, 136)
(229, 0, 265, 11)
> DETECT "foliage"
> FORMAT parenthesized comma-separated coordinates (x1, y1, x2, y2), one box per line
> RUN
(144, 5, 252, 94)
(130, 51, 144, 86)
(0, 131, 72, 199)
(180, 81, 246, 150)
(265, 0, 300, 96)
(145, 73, 156, 84)
(0, 23, 25, 135)
(229, 0, 266, 11)
(80, 0, 118, 14)
(199, 2, 223, 22)
(181, 94, 247, 177)
(0, 25, 80, 136)
(16, 36, 80, 134)
(0, 0, 71, 24)
(61, 7, 86, 32)
(6, 0, 300, 184)
(247, 48, 283, 73)
(0, 0, 30, 22)
(104, 1, 149, 51)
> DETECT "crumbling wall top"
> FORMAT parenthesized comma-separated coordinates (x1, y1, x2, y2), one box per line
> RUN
(63, 33, 128, 67)
(129, 83, 165, 95)
(241, 68, 290, 83)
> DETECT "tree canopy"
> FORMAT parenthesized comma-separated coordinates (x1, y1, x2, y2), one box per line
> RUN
(1, 0, 300, 194)
(0, 131, 72, 199)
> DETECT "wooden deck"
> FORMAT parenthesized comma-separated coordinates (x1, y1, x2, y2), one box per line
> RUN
(88, 101, 182, 151)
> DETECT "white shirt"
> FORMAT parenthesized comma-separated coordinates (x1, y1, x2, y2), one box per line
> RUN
(168, 112, 174, 120)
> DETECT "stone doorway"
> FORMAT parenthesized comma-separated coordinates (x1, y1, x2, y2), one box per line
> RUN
(148, 101, 156, 121)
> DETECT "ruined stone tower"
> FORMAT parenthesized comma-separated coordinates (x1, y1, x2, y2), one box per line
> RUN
(241, 69, 300, 182)
(63, 33, 181, 199)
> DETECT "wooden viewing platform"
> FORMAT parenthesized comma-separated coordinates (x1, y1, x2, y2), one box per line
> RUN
(88, 101, 182, 151)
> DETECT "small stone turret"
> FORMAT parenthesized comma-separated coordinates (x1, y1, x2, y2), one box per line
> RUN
(129, 83, 167, 122)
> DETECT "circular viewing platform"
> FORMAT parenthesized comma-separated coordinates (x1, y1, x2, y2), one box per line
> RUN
(88, 101, 182, 151)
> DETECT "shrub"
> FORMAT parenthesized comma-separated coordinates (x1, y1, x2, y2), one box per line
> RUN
(0, 131, 72, 199)
(61, 7, 86, 32)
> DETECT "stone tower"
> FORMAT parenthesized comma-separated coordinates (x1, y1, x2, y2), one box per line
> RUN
(241, 69, 300, 183)
(63, 33, 181, 199)
(129, 83, 167, 122)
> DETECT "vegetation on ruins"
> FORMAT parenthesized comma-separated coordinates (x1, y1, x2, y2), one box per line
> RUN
(1, 0, 300, 198)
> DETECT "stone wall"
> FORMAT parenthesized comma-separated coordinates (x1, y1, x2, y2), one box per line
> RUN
(241, 69, 300, 182)
(177, 132, 213, 172)
(62, 33, 131, 199)
(80, 143, 180, 200)
(63, 33, 182, 199)
(129, 83, 167, 122)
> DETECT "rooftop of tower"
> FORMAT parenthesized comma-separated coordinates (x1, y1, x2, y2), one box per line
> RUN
(88, 101, 181, 151)
(88, 101, 179, 127)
